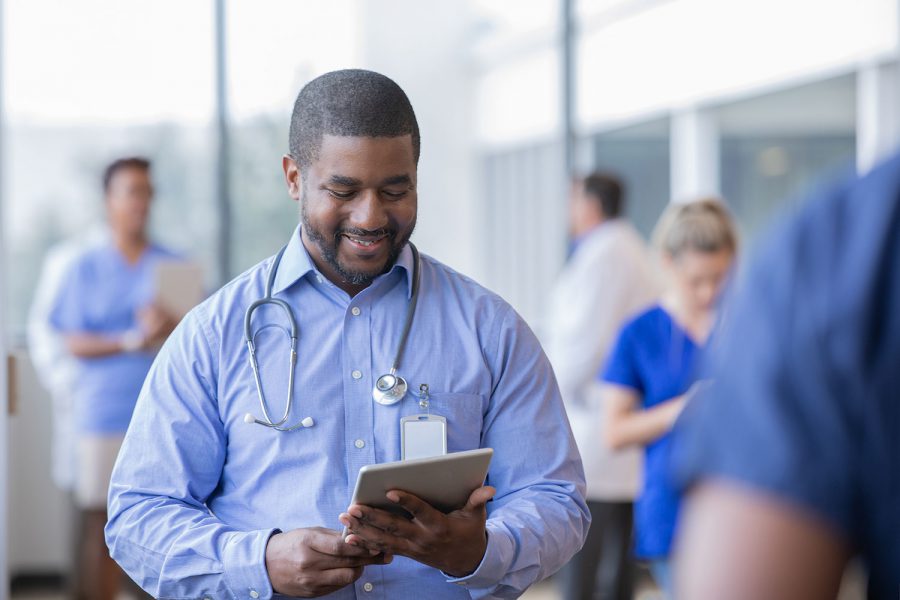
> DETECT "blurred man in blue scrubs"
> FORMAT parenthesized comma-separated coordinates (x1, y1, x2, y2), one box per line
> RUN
(50, 157, 181, 600)
(673, 151, 900, 600)
(105, 69, 589, 599)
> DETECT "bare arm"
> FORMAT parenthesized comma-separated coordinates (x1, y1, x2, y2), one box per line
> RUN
(675, 480, 850, 600)
(64, 333, 126, 358)
(62, 304, 178, 358)
(602, 383, 684, 450)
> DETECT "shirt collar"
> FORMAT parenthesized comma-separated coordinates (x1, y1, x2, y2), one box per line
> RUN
(271, 226, 416, 299)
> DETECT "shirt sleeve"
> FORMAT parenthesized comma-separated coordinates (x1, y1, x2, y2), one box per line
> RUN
(446, 304, 591, 597)
(671, 184, 863, 538)
(601, 324, 644, 393)
(47, 259, 90, 333)
(105, 305, 279, 600)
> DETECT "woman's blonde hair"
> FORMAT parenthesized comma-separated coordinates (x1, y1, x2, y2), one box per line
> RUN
(651, 197, 738, 258)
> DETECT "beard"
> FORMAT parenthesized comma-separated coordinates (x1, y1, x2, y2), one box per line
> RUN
(301, 201, 415, 287)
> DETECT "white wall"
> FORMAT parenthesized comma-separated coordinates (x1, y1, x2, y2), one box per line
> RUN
(7, 351, 71, 576)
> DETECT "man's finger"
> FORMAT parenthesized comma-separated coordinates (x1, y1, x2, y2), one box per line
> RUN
(387, 490, 441, 526)
(462, 486, 496, 512)
(346, 505, 418, 537)
(315, 552, 393, 570)
(316, 566, 366, 589)
(341, 513, 413, 555)
(305, 528, 381, 557)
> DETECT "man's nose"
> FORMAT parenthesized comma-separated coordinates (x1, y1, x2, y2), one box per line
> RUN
(349, 189, 389, 231)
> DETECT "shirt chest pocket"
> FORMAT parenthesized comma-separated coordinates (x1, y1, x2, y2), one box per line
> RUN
(421, 392, 485, 453)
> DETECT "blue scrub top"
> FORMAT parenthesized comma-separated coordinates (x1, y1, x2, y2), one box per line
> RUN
(673, 151, 900, 598)
(601, 305, 703, 559)
(49, 241, 181, 435)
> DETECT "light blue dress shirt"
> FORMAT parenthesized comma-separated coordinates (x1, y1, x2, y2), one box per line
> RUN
(48, 241, 181, 434)
(106, 227, 589, 600)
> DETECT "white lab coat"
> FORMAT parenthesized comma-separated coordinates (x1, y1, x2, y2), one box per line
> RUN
(27, 227, 108, 491)
(544, 219, 658, 501)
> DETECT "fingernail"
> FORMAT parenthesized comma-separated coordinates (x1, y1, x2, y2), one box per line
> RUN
(349, 507, 363, 518)
(386, 492, 399, 502)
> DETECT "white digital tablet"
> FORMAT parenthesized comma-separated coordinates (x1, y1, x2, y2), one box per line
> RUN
(154, 261, 205, 318)
(348, 448, 493, 518)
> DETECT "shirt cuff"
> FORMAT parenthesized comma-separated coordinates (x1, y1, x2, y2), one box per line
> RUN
(221, 528, 280, 600)
(443, 523, 514, 589)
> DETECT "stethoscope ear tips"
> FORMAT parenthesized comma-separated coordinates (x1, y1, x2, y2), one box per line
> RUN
(300, 416, 315, 428)
(244, 413, 257, 425)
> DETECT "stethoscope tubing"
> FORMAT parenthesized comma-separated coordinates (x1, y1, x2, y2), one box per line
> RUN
(244, 241, 420, 430)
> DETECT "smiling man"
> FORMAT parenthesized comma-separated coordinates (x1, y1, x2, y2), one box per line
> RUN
(106, 69, 589, 599)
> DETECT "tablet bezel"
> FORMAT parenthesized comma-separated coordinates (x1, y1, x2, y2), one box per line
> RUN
(348, 448, 493, 517)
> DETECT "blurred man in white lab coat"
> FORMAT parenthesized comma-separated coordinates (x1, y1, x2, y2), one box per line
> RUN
(546, 172, 658, 600)
(28, 226, 108, 491)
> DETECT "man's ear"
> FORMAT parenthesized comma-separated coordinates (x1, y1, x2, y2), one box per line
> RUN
(283, 155, 302, 201)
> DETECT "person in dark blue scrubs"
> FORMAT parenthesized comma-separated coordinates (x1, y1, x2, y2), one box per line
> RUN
(673, 152, 900, 600)
(601, 199, 738, 597)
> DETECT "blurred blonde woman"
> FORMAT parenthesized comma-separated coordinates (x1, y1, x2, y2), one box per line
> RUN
(599, 198, 738, 597)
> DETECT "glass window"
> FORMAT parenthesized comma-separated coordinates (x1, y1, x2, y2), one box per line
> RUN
(481, 142, 567, 328)
(224, 0, 360, 275)
(592, 117, 671, 237)
(4, 0, 216, 339)
(717, 74, 857, 239)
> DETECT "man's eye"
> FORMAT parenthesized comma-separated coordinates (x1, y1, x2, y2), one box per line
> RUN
(382, 189, 408, 199)
(328, 189, 356, 199)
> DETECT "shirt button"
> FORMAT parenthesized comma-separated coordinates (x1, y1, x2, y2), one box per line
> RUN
(351, 369, 362, 380)
(250, 591, 259, 599)
(363, 582, 374, 592)
(351, 306, 361, 316)
(354, 439, 366, 449)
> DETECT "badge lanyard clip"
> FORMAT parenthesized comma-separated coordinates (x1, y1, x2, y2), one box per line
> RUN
(418, 383, 430, 414)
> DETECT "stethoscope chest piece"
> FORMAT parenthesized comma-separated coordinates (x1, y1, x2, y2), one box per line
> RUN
(372, 373, 408, 405)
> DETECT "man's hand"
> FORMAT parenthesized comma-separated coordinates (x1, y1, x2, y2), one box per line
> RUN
(265, 527, 392, 597)
(339, 485, 495, 578)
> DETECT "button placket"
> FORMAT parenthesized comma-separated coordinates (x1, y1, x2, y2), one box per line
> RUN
(342, 292, 374, 493)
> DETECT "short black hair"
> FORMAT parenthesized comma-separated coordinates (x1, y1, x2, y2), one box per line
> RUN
(103, 157, 151, 193)
(289, 69, 420, 172)
(582, 172, 625, 219)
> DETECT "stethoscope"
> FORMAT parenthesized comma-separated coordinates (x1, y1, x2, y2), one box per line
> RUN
(242, 242, 421, 431)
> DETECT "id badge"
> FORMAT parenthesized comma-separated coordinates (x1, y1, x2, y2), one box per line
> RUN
(400, 414, 447, 460)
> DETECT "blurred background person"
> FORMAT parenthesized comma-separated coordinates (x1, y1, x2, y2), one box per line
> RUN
(28, 226, 108, 492)
(47, 157, 181, 600)
(545, 172, 657, 600)
(672, 153, 900, 600)
(600, 199, 738, 598)
(26, 223, 107, 594)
